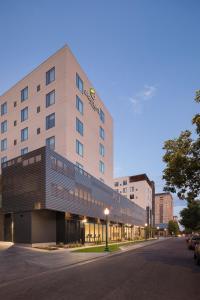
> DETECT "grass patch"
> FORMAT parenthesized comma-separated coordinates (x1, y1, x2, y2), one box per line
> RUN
(73, 244, 120, 253)
(72, 239, 155, 253)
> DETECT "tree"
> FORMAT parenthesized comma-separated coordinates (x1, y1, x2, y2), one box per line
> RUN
(168, 220, 179, 236)
(180, 200, 200, 232)
(162, 94, 200, 202)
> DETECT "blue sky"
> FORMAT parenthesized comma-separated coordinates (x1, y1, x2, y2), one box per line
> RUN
(1, 0, 199, 213)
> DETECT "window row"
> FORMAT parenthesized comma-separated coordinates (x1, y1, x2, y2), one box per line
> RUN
(0, 67, 55, 116)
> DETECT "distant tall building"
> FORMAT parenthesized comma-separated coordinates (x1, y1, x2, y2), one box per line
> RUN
(154, 192, 173, 229)
(114, 174, 154, 226)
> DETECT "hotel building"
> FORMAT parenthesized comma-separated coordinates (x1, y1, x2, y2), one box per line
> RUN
(0, 46, 147, 245)
(114, 174, 154, 226)
(154, 192, 173, 229)
(0, 45, 113, 186)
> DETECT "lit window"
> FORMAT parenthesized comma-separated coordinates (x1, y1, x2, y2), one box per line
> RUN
(99, 126, 105, 140)
(76, 96, 83, 114)
(1, 120, 7, 133)
(76, 73, 83, 93)
(76, 118, 84, 136)
(46, 136, 55, 150)
(46, 67, 55, 85)
(21, 107, 28, 122)
(1, 139, 7, 151)
(99, 160, 105, 174)
(99, 143, 105, 156)
(46, 113, 55, 130)
(99, 109, 105, 123)
(21, 147, 28, 155)
(1, 102, 7, 116)
(46, 90, 55, 107)
(21, 87, 28, 102)
(76, 140, 83, 157)
(21, 127, 28, 142)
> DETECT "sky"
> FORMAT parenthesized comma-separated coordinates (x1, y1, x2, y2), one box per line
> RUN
(1, 0, 199, 216)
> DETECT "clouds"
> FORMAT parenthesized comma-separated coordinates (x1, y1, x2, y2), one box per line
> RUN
(130, 85, 157, 114)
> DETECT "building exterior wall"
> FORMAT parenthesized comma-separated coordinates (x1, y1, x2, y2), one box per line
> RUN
(113, 174, 153, 226)
(1, 147, 146, 244)
(0, 46, 113, 186)
(154, 193, 173, 228)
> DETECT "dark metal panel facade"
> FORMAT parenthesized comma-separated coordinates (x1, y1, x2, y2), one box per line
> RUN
(2, 148, 46, 213)
(45, 148, 146, 226)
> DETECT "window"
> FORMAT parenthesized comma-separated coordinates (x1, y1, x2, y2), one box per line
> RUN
(46, 136, 55, 150)
(99, 126, 105, 140)
(123, 188, 127, 193)
(76, 162, 84, 174)
(14, 101, 17, 107)
(130, 194, 134, 200)
(37, 106, 40, 113)
(21, 127, 28, 142)
(1, 102, 7, 116)
(76, 140, 83, 157)
(99, 109, 105, 123)
(76, 73, 83, 93)
(21, 87, 28, 102)
(99, 143, 105, 157)
(46, 113, 55, 130)
(21, 147, 28, 155)
(99, 160, 105, 174)
(1, 156, 7, 164)
(46, 67, 55, 85)
(46, 90, 55, 107)
(1, 120, 7, 133)
(37, 128, 40, 135)
(130, 187, 134, 192)
(76, 96, 83, 114)
(14, 120, 17, 126)
(123, 180, 127, 186)
(37, 85, 41, 92)
(21, 107, 28, 122)
(14, 139, 17, 146)
(114, 182, 119, 187)
(76, 118, 84, 136)
(1, 139, 7, 151)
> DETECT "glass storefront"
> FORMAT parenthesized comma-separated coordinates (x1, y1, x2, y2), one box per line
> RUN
(84, 222, 144, 243)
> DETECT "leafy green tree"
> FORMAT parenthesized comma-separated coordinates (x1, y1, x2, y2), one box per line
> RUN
(180, 200, 200, 231)
(168, 220, 179, 236)
(162, 94, 200, 202)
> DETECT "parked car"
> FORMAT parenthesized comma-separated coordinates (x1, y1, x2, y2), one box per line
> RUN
(194, 243, 200, 265)
(188, 236, 200, 250)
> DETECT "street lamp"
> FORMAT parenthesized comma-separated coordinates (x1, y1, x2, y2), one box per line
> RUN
(104, 208, 110, 252)
(164, 228, 167, 237)
(157, 226, 160, 239)
(145, 223, 148, 240)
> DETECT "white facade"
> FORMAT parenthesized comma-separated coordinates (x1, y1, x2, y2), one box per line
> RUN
(114, 174, 153, 225)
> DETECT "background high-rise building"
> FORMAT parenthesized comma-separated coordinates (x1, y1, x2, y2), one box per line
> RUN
(154, 192, 173, 229)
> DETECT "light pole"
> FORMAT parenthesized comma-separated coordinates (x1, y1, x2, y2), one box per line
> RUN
(164, 228, 167, 237)
(145, 223, 148, 240)
(104, 208, 110, 252)
(157, 226, 160, 239)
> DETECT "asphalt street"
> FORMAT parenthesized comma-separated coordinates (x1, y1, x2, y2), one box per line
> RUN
(0, 238, 199, 300)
